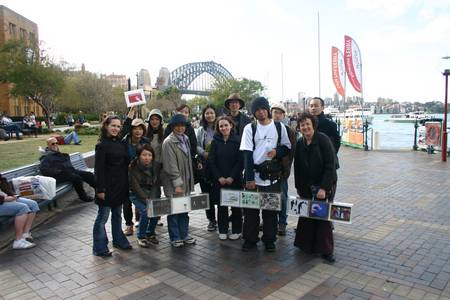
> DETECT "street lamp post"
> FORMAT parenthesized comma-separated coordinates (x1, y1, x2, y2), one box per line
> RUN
(442, 69, 449, 162)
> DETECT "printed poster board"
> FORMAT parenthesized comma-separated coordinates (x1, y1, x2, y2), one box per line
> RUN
(220, 189, 281, 211)
(287, 196, 353, 224)
(124, 89, 146, 108)
(147, 193, 210, 217)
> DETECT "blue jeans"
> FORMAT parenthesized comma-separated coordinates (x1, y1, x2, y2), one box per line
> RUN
(278, 179, 288, 225)
(167, 213, 189, 241)
(0, 197, 39, 216)
(130, 195, 158, 239)
(64, 131, 81, 144)
(4, 124, 21, 138)
(92, 205, 130, 255)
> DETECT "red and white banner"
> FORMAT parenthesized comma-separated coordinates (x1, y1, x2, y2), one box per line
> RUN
(331, 47, 346, 97)
(344, 35, 362, 93)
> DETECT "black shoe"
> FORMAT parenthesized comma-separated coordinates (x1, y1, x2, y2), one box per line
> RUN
(207, 220, 217, 231)
(113, 244, 132, 250)
(95, 251, 112, 257)
(242, 241, 257, 252)
(265, 242, 276, 252)
(321, 254, 336, 263)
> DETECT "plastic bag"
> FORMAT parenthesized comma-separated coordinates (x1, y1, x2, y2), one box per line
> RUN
(12, 175, 56, 200)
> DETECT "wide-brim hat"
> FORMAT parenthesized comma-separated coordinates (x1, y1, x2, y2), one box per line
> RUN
(146, 108, 163, 123)
(224, 92, 245, 109)
(169, 114, 188, 126)
(131, 118, 145, 127)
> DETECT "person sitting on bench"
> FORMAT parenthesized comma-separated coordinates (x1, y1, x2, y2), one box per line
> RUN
(39, 137, 95, 202)
(0, 175, 39, 249)
(22, 112, 39, 137)
(0, 113, 22, 140)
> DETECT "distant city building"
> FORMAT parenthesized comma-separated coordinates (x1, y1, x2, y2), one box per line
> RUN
(138, 69, 151, 91)
(0, 5, 42, 117)
(105, 73, 128, 90)
(155, 67, 170, 89)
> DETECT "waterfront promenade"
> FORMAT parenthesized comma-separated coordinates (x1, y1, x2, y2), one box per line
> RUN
(0, 148, 449, 299)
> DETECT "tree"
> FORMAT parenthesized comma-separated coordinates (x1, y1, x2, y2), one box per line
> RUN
(209, 78, 264, 109)
(59, 71, 126, 114)
(0, 40, 65, 128)
(188, 96, 208, 114)
(148, 86, 184, 116)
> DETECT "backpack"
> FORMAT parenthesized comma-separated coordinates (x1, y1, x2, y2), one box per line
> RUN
(251, 121, 283, 181)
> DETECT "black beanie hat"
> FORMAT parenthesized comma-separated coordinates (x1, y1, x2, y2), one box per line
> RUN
(251, 97, 271, 117)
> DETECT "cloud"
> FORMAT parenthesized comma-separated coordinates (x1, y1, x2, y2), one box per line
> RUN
(345, 0, 418, 17)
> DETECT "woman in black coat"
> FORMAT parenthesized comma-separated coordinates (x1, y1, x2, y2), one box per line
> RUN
(293, 112, 337, 263)
(92, 116, 132, 257)
(208, 116, 243, 240)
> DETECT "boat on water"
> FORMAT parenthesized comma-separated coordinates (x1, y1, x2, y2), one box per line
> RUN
(336, 107, 374, 124)
(324, 106, 340, 117)
(384, 112, 431, 123)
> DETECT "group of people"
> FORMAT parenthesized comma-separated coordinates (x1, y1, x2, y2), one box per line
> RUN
(90, 93, 340, 262)
(0, 94, 341, 263)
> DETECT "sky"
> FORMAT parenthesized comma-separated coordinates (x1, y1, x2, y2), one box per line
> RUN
(3, 0, 450, 104)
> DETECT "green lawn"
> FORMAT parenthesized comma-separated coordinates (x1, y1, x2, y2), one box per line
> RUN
(0, 135, 99, 172)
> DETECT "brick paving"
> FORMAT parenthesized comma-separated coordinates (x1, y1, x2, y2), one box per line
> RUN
(0, 148, 449, 299)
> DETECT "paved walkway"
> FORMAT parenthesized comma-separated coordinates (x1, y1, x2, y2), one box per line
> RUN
(0, 148, 449, 300)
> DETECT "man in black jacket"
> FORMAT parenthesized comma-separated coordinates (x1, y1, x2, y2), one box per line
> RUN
(39, 137, 95, 202)
(309, 97, 341, 154)
(225, 93, 252, 140)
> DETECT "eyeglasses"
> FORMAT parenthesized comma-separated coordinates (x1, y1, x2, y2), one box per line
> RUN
(50, 142, 58, 145)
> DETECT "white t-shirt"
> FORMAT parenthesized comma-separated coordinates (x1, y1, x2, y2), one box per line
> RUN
(240, 120, 291, 186)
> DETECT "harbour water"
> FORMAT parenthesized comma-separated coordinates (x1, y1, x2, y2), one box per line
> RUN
(364, 113, 448, 150)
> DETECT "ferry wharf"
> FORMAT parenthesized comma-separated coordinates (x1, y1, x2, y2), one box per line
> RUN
(0, 148, 449, 300)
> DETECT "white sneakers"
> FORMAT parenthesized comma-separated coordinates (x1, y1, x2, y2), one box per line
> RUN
(12, 238, 35, 250)
(228, 233, 241, 240)
(22, 232, 33, 243)
(219, 233, 241, 240)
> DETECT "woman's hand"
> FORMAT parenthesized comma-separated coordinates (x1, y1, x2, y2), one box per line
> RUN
(97, 193, 105, 200)
(175, 186, 184, 195)
(127, 107, 136, 119)
(225, 177, 234, 185)
(316, 188, 327, 200)
(218, 177, 227, 186)
(4, 195, 17, 202)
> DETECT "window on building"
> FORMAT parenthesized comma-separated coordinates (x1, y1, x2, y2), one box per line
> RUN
(8, 23, 17, 37)
(29, 32, 36, 45)
(20, 28, 27, 41)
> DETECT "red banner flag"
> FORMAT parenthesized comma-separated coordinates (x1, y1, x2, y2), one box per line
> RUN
(332, 47, 346, 97)
(344, 35, 362, 93)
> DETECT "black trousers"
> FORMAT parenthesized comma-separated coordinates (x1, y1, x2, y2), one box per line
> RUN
(243, 182, 280, 244)
(54, 169, 95, 201)
(218, 206, 242, 234)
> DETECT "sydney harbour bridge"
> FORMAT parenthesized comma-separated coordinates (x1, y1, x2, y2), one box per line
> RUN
(161, 61, 233, 96)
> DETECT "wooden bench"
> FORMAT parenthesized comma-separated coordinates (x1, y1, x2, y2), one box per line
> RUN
(0, 152, 92, 226)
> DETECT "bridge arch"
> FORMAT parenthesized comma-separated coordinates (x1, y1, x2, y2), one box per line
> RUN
(170, 61, 233, 94)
